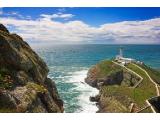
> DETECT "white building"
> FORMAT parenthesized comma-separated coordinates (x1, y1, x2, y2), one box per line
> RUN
(115, 47, 135, 65)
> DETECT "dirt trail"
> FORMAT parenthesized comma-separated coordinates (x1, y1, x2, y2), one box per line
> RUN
(132, 64, 159, 96)
(112, 61, 160, 113)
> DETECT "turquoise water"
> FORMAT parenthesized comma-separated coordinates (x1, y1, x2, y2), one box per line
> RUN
(32, 44, 160, 113)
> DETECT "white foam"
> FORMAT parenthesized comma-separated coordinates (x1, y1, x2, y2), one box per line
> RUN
(67, 70, 99, 113)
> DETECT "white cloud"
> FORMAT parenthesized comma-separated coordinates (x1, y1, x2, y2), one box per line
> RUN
(0, 15, 160, 44)
(99, 19, 160, 44)
(40, 13, 74, 20)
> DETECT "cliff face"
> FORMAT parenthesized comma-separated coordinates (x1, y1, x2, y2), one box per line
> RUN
(0, 24, 63, 113)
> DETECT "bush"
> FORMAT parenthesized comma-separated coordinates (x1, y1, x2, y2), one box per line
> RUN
(26, 82, 47, 94)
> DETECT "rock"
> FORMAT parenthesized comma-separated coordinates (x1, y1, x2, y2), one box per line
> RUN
(0, 91, 17, 110)
(28, 97, 48, 113)
(85, 66, 99, 88)
(85, 62, 123, 88)
(15, 71, 32, 85)
(44, 78, 64, 111)
(0, 24, 9, 33)
(0, 24, 63, 113)
(11, 86, 38, 112)
(39, 92, 62, 113)
(0, 29, 49, 84)
(89, 95, 100, 102)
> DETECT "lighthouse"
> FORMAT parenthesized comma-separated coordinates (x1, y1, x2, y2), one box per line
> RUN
(115, 47, 135, 65)
(119, 47, 123, 57)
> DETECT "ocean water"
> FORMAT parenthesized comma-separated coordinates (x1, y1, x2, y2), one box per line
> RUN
(32, 44, 160, 113)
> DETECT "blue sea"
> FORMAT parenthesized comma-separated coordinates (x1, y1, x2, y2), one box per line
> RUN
(31, 44, 160, 113)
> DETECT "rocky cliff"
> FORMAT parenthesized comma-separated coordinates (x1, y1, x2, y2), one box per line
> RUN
(85, 60, 160, 113)
(0, 24, 63, 113)
(85, 60, 140, 89)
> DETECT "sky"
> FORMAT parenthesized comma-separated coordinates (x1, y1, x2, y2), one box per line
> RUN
(0, 7, 160, 44)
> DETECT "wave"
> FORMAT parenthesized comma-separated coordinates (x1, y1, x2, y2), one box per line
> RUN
(67, 70, 99, 113)
(48, 67, 99, 113)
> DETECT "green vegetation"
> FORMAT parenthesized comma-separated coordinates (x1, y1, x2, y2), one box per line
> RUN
(138, 64, 160, 84)
(95, 60, 122, 78)
(127, 63, 156, 104)
(0, 108, 16, 113)
(101, 84, 154, 107)
(99, 90, 129, 112)
(0, 68, 13, 90)
(26, 82, 47, 94)
(97, 61, 158, 112)
(127, 63, 156, 90)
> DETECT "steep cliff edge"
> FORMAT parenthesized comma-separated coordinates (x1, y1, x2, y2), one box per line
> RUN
(85, 60, 160, 113)
(0, 24, 63, 113)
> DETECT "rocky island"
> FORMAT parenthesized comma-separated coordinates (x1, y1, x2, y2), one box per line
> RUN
(0, 24, 63, 113)
(85, 49, 160, 113)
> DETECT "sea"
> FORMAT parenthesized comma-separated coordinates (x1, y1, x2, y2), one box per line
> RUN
(31, 44, 160, 113)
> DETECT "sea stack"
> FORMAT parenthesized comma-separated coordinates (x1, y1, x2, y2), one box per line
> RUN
(0, 24, 64, 113)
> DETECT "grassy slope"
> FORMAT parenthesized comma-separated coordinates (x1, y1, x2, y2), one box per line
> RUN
(95, 60, 122, 78)
(138, 64, 160, 84)
(127, 64, 156, 104)
(99, 61, 158, 112)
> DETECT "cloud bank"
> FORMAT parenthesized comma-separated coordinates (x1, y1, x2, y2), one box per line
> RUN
(0, 12, 160, 44)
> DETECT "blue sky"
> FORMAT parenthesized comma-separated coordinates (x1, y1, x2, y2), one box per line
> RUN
(0, 7, 160, 44)
(2, 7, 160, 26)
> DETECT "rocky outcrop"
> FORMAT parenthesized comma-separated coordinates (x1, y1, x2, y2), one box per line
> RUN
(0, 24, 63, 113)
(85, 67, 123, 89)
(85, 60, 141, 113)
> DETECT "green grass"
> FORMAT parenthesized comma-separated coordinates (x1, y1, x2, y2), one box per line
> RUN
(127, 63, 156, 93)
(95, 60, 123, 78)
(101, 85, 154, 107)
(137, 64, 160, 85)
(99, 62, 157, 112)
(126, 63, 156, 104)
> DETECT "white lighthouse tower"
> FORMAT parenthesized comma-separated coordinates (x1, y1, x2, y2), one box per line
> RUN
(119, 47, 123, 58)
(115, 47, 135, 65)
